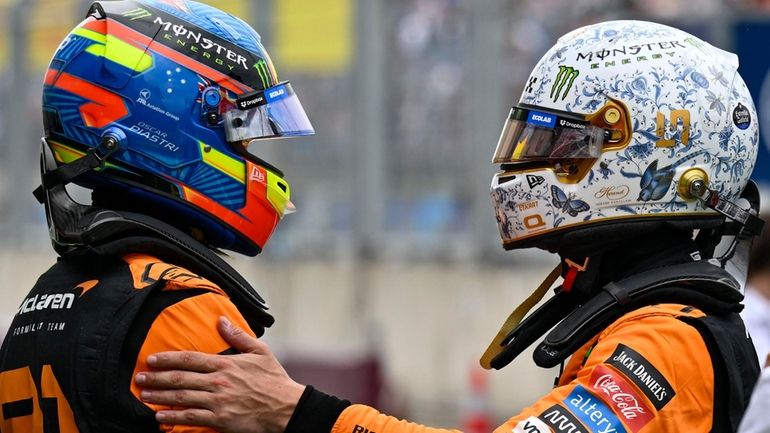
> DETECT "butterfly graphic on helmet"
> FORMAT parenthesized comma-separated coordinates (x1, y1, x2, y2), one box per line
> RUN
(551, 185, 591, 217)
(638, 150, 706, 201)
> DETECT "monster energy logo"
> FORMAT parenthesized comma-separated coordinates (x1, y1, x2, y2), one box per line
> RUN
(122, 7, 152, 20)
(115, 4, 273, 89)
(550, 66, 579, 101)
(254, 60, 271, 88)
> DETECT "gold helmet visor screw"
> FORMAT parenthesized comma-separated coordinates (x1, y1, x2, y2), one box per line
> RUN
(604, 107, 621, 125)
(678, 168, 709, 200)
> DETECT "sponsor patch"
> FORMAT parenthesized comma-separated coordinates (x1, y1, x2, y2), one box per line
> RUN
(589, 365, 654, 432)
(733, 103, 751, 130)
(551, 66, 580, 101)
(606, 344, 675, 410)
(107, 2, 273, 89)
(513, 416, 552, 433)
(250, 166, 266, 183)
(527, 110, 557, 128)
(237, 83, 293, 111)
(265, 83, 290, 103)
(526, 174, 545, 189)
(537, 404, 588, 433)
(565, 385, 627, 433)
(236, 91, 267, 110)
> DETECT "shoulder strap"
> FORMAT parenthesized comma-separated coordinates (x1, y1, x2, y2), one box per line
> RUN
(529, 261, 741, 368)
(75, 210, 274, 335)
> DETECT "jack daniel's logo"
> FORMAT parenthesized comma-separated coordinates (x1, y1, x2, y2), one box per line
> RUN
(606, 344, 675, 410)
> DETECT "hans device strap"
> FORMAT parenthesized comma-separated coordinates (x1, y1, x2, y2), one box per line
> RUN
(531, 261, 741, 368)
(480, 264, 562, 369)
(78, 211, 275, 335)
(485, 260, 742, 370)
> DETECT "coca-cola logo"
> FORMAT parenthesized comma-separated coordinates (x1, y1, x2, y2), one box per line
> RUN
(593, 374, 646, 419)
(594, 185, 630, 200)
(588, 365, 655, 433)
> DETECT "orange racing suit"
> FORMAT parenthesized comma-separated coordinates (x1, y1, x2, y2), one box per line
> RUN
(287, 303, 757, 433)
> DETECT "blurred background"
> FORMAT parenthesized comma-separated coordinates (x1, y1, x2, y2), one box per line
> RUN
(2, 0, 770, 428)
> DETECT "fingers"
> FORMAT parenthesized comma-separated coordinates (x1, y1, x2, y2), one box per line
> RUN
(155, 408, 218, 428)
(135, 370, 212, 391)
(141, 388, 213, 408)
(218, 316, 264, 354)
(147, 351, 222, 372)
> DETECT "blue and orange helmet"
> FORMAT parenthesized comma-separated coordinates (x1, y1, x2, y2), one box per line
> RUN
(42, 0, 314, 256)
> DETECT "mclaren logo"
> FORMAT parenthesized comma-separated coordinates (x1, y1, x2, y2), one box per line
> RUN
(17, 293, 75, 316)
(550, 66, 579, 102)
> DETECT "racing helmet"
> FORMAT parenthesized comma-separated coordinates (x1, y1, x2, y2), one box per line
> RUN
(490, 20, 758, 253)
(42, 0, 313, 256)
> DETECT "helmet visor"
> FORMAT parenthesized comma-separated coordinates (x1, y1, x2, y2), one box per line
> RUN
(224, 82, 315, 142)
(492, 107, 604, 163)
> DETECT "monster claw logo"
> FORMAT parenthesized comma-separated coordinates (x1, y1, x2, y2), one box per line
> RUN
(254, 60, 272, 89)
(550, 66, 579, 102)
(122, 7, 152, 20)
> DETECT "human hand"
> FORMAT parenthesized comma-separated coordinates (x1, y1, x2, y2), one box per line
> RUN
(135, 316, 306, 433)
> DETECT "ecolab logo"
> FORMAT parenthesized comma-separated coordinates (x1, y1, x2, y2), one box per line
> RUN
(531, 114, 553, 123)
(17, 293, 75, 316)
(268, 88, 286, 99)
(527, 110, 556, 128)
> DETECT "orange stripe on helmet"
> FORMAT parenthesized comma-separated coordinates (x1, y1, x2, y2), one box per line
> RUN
(45, 70, 129, 129)
(81, 16, 107, 34)
(44, 68, 59, 86)
(179, 162, 275, 249)
(106, 19, 252, 94)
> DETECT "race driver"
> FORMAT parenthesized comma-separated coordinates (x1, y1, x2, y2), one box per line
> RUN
(0, 0, 313, 432)
(135, 20, 763, 433)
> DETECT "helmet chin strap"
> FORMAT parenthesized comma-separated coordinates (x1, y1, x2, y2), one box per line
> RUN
(33, 136, 119, 205)
(699, 185, 764, 237)
(561, 257, 589, 292)
(33, 138, 115, 252)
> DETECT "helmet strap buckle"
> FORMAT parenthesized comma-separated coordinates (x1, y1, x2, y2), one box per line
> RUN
(33, 136, 120, 204)
(562, 257, 589, 292)
(699, 188, 764, 236)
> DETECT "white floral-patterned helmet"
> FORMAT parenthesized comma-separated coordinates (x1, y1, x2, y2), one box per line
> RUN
(491, 20, 758, 252)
